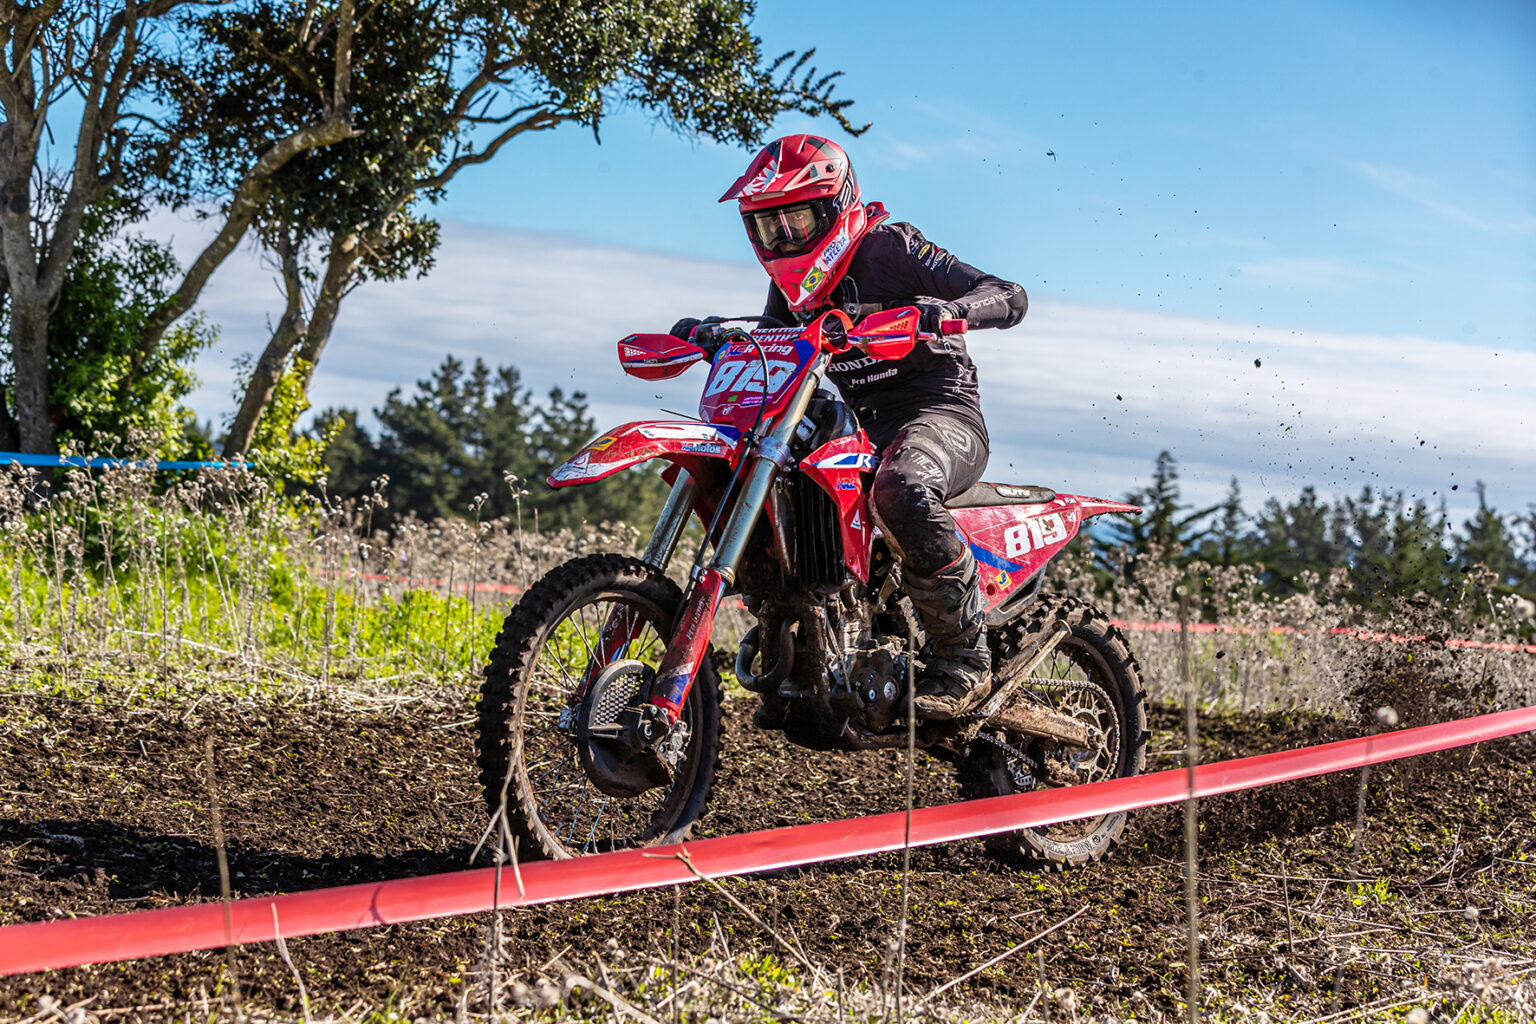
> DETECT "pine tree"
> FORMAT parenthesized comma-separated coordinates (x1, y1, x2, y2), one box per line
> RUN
(1192, 476, 1254, 566)
(1110, 451, 1219, 559)
(1457, 482, 1523, 589)
(1253, 486, 1340, 593)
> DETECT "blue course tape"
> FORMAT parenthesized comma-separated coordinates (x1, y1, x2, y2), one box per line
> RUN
(0, 452, 252, 470)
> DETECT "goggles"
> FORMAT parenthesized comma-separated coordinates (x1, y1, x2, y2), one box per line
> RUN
(742, 199, 838, 258)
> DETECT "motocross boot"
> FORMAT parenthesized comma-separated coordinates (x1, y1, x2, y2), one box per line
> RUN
(902, 548, 992, 720)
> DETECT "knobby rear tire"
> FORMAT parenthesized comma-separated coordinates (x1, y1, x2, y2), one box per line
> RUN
(957, 593, 1148, 869)
(476, 553, 722, 860)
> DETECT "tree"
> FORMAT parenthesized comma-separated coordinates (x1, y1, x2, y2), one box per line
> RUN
(186, 0, 866, 458)
(525, 386, 668, 531)
(1110, 450, 1219, 561)
(1191, 476, 1256, 567)
(1374, 497, 1450, 607)
(36, 195, 215, 456)
(0, 0, 361, 454)
(321, 355, 666, 531)
(1457, 481, 1523, 590)
(1252, 486, 1340, 593)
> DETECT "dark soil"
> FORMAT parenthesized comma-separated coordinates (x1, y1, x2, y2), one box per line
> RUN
(1, 687, 1532, 1021)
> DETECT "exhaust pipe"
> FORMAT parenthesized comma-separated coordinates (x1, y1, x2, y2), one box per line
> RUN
(734, 619, 796, 693)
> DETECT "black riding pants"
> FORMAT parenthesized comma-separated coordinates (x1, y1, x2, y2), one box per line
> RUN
(868, 412, 989, 578)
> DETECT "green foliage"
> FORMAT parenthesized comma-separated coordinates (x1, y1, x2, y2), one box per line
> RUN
(26, 200, 216, 459)
(166, 0, 455, 277)
(162, 0, 865, 302)
(239, 357, 338, 486)
(1108, 450, 1220, 558)
(0, 468, 508, 691)
(1103, 452, 1534, 622)
(1458, 482, 1526, 592)
(316, 355, 668, 531)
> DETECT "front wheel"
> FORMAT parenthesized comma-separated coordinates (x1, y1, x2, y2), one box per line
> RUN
(476, 553, 721, 860)
(957, 594, 1147, 868)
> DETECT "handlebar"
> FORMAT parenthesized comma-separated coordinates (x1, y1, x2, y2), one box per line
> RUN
(915, 318, 969, 343)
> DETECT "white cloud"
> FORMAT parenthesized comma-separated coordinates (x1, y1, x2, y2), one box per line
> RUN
(1354, 161, 1536, 235)
(181, 218, 1536, 521)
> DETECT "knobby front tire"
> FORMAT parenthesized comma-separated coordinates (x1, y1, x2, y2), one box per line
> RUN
(476, 553, 722, 860)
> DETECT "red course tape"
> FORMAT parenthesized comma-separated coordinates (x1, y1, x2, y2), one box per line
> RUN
(3, 705, 1532, 976)
(1111, 619, 1536, 654)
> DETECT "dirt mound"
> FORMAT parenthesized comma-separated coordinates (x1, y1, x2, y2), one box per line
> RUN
(1, 690, 1531, 1020)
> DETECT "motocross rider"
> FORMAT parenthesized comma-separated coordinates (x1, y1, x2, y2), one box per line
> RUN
(671, 134, 1027, 720)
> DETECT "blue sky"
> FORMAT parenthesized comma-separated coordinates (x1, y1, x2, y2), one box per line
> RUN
(182, 0, 1535, 520)
(431, 0, 1534, 350)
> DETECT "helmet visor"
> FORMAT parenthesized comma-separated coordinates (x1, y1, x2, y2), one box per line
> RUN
(743, 201, 835, 257)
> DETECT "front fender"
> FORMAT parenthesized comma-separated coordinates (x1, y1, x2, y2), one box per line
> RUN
(547, 420, 742, 488)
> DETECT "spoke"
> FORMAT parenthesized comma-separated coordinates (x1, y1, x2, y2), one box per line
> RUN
(637, 627, 661, 660)
(522, 722, 558, 742)
(572, 603, 601, 668)
(546, 765, 585, 812)
(584, 797, 612, 853)
(541, 639, 584, 695)
(529, 748, 573, 790)
(597, 605, 635, 666)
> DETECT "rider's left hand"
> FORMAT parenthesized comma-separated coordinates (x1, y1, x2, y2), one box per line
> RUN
(915, 301, 963, 336)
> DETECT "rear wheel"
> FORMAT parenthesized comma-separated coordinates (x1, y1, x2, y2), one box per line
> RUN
(957, 594, 1147, 868)
(476, 553, 721, 860)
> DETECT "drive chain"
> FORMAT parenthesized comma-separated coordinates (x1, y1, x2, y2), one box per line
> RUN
(974, 730, 1040, 789)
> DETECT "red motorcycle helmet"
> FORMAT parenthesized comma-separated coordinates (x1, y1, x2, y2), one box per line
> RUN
(720, 134, 888, 314)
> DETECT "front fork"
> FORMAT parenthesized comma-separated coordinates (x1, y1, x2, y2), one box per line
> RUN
(643, 358, 828, 728)
(568, 470, 703, 706)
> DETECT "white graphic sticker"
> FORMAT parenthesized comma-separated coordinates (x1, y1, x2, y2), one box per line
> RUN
(1002, 512, 1068, 558)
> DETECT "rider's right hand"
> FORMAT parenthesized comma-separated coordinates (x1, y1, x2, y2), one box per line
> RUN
(669, 317, 703, 341)
(671, 317, 733, 360)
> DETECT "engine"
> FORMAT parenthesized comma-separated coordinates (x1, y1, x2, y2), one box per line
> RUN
(828, 636, 907, 732)
(737, 549, 914, 745)
(822, 593, 911, 735)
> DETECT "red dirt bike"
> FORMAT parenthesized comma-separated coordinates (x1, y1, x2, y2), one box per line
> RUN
(476, 307, 1148, 867)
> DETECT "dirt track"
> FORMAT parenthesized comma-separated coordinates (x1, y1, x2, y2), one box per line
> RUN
(2, 685, 1533, 1021)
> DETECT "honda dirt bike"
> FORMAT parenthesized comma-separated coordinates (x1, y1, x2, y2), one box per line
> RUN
(476, 306, 1148, 868)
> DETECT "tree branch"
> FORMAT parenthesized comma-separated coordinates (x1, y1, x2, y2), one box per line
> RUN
(293, 226, 358, 371)
(131, 0, 361, 386)
(415, 107, 566, 193)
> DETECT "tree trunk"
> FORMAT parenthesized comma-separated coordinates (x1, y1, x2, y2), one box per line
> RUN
(0, 367, 19, 451)
(8, 297, 54, 454)
(294, 230, 359, 372)
(128, 0, 359, 393)
(223, 241, 307, 458)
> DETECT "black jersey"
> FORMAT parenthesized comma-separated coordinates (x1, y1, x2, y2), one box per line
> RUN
(762, 221, 1026, 446)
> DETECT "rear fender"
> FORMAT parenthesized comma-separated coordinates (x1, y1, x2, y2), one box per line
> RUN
(953, 494, 1142, 612)
(547, 420, 742, 488)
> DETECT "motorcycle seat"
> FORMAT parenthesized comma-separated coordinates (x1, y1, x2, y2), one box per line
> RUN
(944, 482, 1057, 509)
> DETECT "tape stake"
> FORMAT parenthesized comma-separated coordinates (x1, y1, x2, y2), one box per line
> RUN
(1, 705, 1532, 976)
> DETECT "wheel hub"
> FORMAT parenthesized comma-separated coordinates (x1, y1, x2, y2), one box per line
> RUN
(578, 659, 679, 798)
